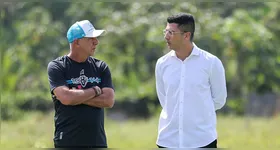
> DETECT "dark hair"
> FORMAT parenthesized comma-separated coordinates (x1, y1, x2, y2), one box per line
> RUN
(167, 13, 195, 41)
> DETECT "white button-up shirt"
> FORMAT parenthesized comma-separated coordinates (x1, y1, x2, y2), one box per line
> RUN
(155, 43, 227, 148)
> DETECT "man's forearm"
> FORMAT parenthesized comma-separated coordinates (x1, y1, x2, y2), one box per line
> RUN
(83, 92, 114, 108)
(62, 88, 96, 105)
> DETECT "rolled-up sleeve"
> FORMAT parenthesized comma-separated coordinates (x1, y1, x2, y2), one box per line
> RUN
(209, 57, 227, 110)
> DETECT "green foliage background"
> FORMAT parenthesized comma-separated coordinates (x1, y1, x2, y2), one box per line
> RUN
(1, 2, 280, 120)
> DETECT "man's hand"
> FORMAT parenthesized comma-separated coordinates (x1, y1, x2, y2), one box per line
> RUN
(83, 87, 115, 108)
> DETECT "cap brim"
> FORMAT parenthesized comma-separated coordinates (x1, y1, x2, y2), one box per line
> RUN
(85, 30, 106, 38)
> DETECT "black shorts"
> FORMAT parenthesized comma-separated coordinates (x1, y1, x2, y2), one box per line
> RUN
(54, 144, 107, 149)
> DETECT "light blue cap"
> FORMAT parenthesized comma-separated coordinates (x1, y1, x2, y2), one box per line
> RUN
(66, 20, 105, 43)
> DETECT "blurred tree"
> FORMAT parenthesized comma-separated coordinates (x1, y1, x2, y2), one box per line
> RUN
(1, 2, 279, 119)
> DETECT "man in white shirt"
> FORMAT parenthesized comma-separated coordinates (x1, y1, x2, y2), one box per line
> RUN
(155, 13, 227, 148)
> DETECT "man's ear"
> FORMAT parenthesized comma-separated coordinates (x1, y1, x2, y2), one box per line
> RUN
(74, 39, 79, 46)
(185, 32, 191, 40)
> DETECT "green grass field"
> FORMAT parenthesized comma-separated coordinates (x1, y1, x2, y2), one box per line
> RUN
(1, 111, 280, 149)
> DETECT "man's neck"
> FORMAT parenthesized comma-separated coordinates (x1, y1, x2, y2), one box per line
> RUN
(175, 42, 194, 61)
(67, 51, 88, 63)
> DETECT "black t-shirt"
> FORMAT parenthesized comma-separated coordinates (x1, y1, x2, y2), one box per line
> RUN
(47, 55, 114, 147)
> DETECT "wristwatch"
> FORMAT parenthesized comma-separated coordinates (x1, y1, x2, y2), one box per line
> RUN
(92, 86, 101, 97)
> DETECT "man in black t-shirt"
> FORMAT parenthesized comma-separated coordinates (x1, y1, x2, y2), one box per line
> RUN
(47, 20, 115, 148)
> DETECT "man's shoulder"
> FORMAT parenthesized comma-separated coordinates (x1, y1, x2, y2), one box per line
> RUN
(88, 56, 103, 63)
(196, 46, 219, 61)
(88, 56, 108, 68)
(156, 51, 174, 65)
(47, 55, 69, 72)
(49, 55, 67, 64)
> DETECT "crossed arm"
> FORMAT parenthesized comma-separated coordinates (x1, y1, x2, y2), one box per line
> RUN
(82, 87, 114, 108)
(53, 86, 115, 108)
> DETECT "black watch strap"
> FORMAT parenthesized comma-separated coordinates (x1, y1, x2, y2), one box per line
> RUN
(93, 86, 101, 97)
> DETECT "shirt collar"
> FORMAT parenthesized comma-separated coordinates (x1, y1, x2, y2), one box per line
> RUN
(192, 43, 200, 56)
(170, 42, 200, 57)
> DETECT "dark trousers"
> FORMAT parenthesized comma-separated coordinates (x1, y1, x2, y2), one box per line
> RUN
(157, 139, 217, 148)
(54, 144, 107, 148)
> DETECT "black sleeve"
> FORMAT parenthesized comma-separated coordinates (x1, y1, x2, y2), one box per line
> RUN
(100, 62, 114, 90)
(47, 60, 67, 94)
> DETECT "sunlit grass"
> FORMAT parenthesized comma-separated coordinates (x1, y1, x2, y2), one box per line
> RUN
(217, 115, 280, 149)
(1, 111, 280, 149)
